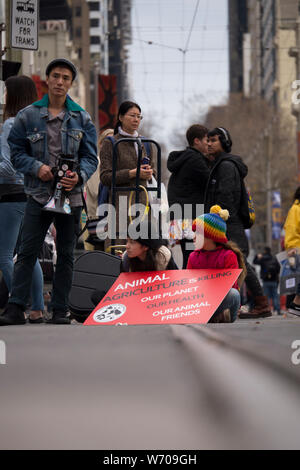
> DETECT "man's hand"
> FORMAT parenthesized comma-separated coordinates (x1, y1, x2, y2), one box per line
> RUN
(288, 248, 298, 257)
(38, 164, 54, 181)
(60, 171, 79, 192)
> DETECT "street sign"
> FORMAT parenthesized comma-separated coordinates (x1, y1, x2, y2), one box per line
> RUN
(11, 0, 39, 50)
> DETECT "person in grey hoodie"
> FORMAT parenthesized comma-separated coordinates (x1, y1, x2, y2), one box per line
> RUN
(167, 124, 210, 267)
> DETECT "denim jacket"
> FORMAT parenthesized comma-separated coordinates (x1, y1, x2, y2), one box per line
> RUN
(8, 94, 98, 199)
(0, 117, 24, 185)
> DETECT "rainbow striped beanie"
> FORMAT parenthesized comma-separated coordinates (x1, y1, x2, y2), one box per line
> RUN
(192, 205, 229, 244)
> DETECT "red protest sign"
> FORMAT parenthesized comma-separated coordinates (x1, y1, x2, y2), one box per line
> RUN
(84, 269, 241, 326)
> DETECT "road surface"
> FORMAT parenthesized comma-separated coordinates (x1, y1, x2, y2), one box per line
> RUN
(0, 314, 300, 450)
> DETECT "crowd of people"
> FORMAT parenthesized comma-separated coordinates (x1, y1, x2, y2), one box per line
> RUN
(0, 56, 298, 326)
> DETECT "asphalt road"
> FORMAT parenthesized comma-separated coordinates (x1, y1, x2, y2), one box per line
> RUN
(1, 314, 300, 450)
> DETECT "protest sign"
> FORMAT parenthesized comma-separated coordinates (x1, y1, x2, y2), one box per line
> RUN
(84, 269, 241, 326)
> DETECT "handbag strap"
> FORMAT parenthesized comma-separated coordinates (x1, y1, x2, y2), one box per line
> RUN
(77, 188, 89, 238)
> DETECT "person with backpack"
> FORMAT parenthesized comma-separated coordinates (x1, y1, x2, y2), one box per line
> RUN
(253, 247, 281, 315)
(205, 127, 271, 319)
(100, 101, 155, 253)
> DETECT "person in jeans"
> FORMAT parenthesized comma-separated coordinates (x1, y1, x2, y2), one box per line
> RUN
(0, 75, 44, 322)
(253, 247, 281, 314)
(187, 205, 247, 323)
(205, 127, 271, 319)
(284, 187, 300, 316)
(0, 58, 97, 326)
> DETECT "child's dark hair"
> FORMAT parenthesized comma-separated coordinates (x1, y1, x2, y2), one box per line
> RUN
(186, 124, 208, 147)
(218, 240, 247, 287)
(128, 245, 166, 272)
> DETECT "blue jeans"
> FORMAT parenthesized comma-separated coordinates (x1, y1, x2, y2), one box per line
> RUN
(211, 288, 241, 323)
(0, 201, 44, 310)
(263, 281, 280, 312)
(9, 197, 81, 313)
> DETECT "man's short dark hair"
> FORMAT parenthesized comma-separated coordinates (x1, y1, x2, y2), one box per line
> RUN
(186, 124, 208, 147)
(208, 127, 232, 153)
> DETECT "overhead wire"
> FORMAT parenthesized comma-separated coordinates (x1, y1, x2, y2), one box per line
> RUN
(181, 0, 201, 124)
(130, 0, 229, 139)
(133, 0, 150, 107)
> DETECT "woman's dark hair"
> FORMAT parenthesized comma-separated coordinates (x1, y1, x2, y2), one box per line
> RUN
(294, 186, 300, 202)
(114, 100, 142, 134)
(4, 75, 38, 121)
(208, 127, 232, 153)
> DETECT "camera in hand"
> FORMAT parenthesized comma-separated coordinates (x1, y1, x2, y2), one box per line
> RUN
(43, 154, 77, 215)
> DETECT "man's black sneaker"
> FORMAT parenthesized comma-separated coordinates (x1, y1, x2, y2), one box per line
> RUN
(288, 302, 300, 317)
(47, 311, 71, 325)
(0, 303, 26, 326)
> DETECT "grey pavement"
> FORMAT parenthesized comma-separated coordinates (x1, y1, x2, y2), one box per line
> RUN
(0, 314, 300, 450)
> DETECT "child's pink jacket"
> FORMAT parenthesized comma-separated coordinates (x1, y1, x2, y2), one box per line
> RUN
(187, 246, 240, 289)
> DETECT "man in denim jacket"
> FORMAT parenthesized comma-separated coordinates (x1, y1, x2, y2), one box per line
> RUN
(0, 59, 97, 325)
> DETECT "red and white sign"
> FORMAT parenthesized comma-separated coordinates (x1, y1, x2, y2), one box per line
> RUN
(84, 269, 241, 326)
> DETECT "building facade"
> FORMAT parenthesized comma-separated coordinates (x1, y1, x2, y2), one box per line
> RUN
(108, 0, 132, 104)
(228, 0, 248, 93)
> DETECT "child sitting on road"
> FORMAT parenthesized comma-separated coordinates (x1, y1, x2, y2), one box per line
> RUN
(91, 221, 178, 306)
(187, 205, 247, 323)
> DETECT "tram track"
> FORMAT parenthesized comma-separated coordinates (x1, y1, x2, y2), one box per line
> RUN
(171, 320, 300, 449)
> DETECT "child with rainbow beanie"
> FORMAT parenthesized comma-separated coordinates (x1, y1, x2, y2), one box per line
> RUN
(187, 205, 247, 323)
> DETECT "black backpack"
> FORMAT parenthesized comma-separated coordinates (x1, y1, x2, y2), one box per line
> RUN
(264, 257, 280, 281)
(229, 159, 255, 229)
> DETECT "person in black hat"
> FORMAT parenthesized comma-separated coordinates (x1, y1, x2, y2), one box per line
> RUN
(0, 58, 98, 326)
(122, 221, 178, 272)
(45, 58, 77, 82)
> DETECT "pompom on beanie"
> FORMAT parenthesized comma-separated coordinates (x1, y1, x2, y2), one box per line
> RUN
(192, 205, 229, 244)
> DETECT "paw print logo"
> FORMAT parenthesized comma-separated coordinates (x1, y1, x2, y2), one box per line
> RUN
(93, 304, 126, 323)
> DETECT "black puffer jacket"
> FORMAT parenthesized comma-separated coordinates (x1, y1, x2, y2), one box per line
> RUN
(167, 147, 210, 220)
(204, 152, 249, 256)
(253, 254, 280, 282)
